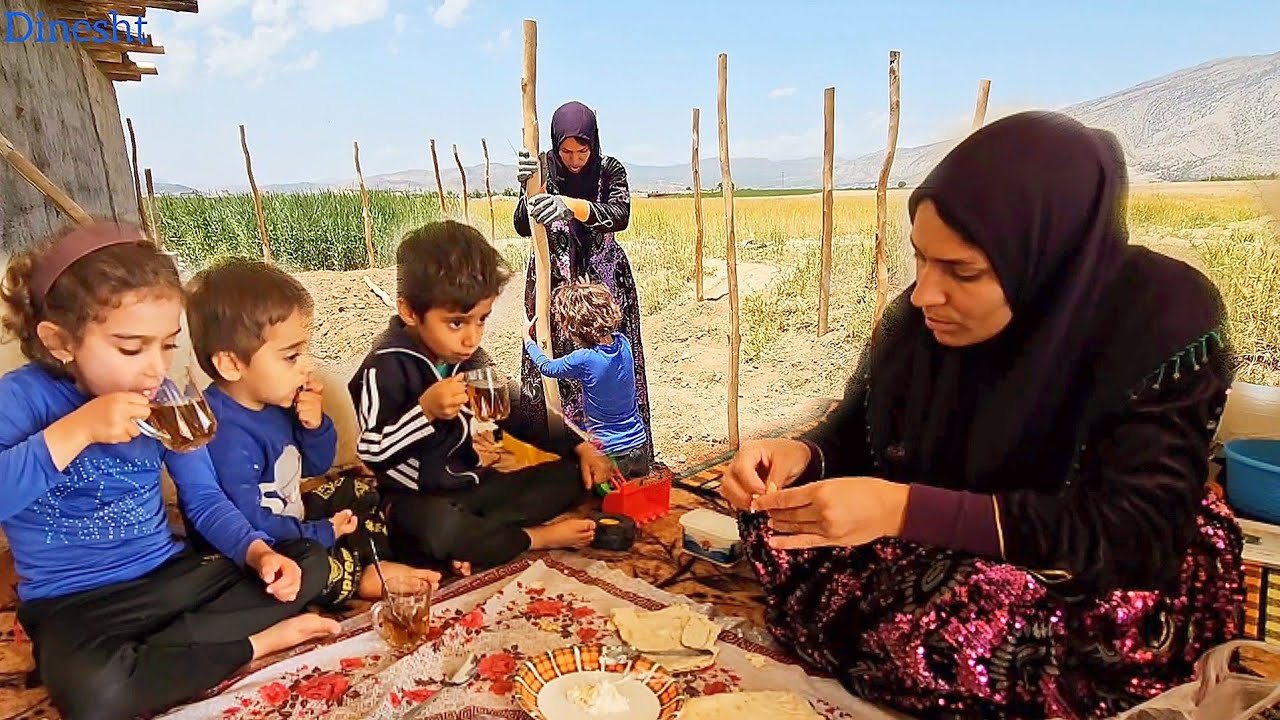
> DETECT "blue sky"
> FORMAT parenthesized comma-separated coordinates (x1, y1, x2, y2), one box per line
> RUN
(116, 0, 1280, 189)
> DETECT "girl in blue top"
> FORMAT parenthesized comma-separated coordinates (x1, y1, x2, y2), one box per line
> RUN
(0, 222, 339, 720)
(524, 281, 651, 478)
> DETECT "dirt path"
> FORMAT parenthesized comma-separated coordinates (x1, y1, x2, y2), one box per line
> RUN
(296, 247, 850, 472)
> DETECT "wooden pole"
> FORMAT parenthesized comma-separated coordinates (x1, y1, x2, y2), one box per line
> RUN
(144, 167, 164, 248)
(0, 129, 92, 225)
(692, 107, 704, 302)
(818, 86, 835, 336)
(481, 138, 496, 241)
(522, 18, 565, 440)
(239, 124, 272, 263)
(872, 51, 901, 338)
(125, 118, 152, 240)
(354, 141, 377, 269)
(429, 138, 447, 216)
(972, 79, 992, 132)
(452, 143, 470, 224)
(718, 52, 741, 450)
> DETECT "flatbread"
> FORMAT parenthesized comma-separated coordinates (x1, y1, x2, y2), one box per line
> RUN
(610, 605, 722, 672)
(679, 691, 823, 720)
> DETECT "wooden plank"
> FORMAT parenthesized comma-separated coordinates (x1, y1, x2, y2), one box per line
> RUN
(692, 107, 704, 302)
(522, 17, 564, 440)
(818, 86, 835, 337)
(871, 51, 901, 340)
(718, 52, 741, 450)
(125, 117, 151, 239)
(144, 167, 164, 248)
(0, 129, 93, 225)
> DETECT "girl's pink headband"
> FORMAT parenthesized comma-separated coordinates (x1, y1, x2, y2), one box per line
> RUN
(30, 222, 148, 308)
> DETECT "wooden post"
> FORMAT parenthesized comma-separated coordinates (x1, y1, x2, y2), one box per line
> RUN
(818, 86, 835, 336)
(692, 107, 705, 302)
(452, 143, 470, 224)
(0, 129, 92, 225)
(718, 53, 741, 450)
(126, 118, 152, 240)
(522, 18, 565, 440)
(481, 138, 496, 241)
(872, 51, 901, 338)
(239, 124, 272, 263)
(429, 138, 447, 216)
(354, 141, 377, 269)
(144, 167, 164, 248)
(972, 79, 992, 132)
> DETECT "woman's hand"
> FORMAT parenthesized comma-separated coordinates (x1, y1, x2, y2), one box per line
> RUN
(525, 314, 538, 341)
(719, 438, 812, 511)
(529, 193, 573, 224)
(516, 149, 539, 185)
(754, 477, 909, 550)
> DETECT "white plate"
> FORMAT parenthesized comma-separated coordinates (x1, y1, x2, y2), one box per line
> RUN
(536, 670, 661, 720)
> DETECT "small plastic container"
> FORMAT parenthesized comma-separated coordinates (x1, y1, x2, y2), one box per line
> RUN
(679, 509, 743, 567)
(1225, 439, 1280, 524)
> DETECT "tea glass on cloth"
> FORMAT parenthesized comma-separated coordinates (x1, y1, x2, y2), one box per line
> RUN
(135, 368, 218, 453)
(372, 576, 435, 652)
(464, 366, 511, 423)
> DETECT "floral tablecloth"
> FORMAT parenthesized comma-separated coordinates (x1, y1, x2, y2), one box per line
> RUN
(158, 554, 903, 720)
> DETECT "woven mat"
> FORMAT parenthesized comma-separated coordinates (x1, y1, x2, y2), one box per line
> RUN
(158, 554, 901, 720)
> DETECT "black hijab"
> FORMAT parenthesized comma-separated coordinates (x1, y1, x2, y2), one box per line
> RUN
(863, 111, 1229, 492)
(545, 101, 604, 201)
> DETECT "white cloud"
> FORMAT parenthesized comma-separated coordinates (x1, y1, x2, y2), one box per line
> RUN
(433, 0, 472, 28)
(387, 40, 400, 56)
(393, 13, 410, 34)
(300, 0, 389, 31)
(768, 87, 797, 99)
(481, 28, 512, 55)
(283, 49, 320, 72)
(205, 22, 298, 83)
(250, 0, 293, 25)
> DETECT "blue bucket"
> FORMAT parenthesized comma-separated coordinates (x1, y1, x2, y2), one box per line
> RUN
(1224, 439, 1280, 524)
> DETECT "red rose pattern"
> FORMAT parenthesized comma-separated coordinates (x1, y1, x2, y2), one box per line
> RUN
(459, 608, 486, 629)
(490, 679, 515, 696)
(403, 688, 436, 703)
(577, 627, 599, 643)
(296, 673, 349, 703)
(340, 657, 365, 670)
(701, 680, 729, 695)
(527, 599, 567, 617)
(257, 683, 289, 708)
(477, 652, 518, 681)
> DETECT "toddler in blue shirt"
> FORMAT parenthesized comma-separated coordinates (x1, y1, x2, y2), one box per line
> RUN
(524, 281, 652, 478)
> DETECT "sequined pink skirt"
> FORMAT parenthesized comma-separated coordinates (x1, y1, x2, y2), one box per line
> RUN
(741, 494, 1245, 720)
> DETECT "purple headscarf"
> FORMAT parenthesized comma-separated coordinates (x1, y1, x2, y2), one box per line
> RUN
(861, 111, 1229, 491)
(546, 101, 603, 201)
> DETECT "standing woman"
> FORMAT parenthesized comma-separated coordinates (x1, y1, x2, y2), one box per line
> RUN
(512, 100, 654, 461)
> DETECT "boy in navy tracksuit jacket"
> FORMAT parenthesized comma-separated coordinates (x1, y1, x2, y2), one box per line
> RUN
(349, 221, 613, 570)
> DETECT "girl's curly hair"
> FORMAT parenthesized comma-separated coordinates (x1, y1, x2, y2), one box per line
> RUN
(552, 280, 622, 348)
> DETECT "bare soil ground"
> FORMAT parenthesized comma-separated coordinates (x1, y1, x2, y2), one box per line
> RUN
(295, 248, 849, 472)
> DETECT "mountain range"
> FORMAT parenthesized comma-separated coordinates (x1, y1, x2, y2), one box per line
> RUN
(162, 50, 1280, 195)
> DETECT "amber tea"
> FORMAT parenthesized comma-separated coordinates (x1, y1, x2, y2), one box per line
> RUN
(145, 399, 218, 453)
(464, 367, 510, 422)
(372, 576, 433, 651)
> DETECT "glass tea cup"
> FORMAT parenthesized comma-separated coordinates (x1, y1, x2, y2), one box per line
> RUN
(372, 575, 434, 651)
(463, 366, 511, 423)
(135, 368, 218, 453)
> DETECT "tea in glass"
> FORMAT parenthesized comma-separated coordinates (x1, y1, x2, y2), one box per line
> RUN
(372, 576, 434, 651)
(136, 369, 217, 452)
(464, 367, 511, 422)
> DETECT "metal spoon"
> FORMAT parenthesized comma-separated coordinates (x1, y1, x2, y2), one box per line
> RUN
(366, 537, 400, 625)
(397, 652, 480, 719)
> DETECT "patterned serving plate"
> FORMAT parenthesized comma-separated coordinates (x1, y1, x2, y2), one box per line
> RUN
(513, 644, 685, 720)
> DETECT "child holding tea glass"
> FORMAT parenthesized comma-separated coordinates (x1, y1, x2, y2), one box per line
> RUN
(524, 281, 651, 480)
(0, 223, 338, 720)
(185, 259, 440, 606)
(348, 221, 614, 571)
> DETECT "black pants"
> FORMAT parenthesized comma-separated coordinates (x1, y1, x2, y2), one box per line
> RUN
(386, 458, 585, 569)
(302, 475, 392, 606)
(611, 443, 653, 479)
(16, 539, 328, 720)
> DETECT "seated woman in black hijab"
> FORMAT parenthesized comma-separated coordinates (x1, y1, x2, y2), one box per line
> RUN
(720, 111, 1244, 720)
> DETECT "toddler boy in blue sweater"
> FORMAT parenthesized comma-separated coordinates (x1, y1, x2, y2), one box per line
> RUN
(185, 259, 439, 606)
